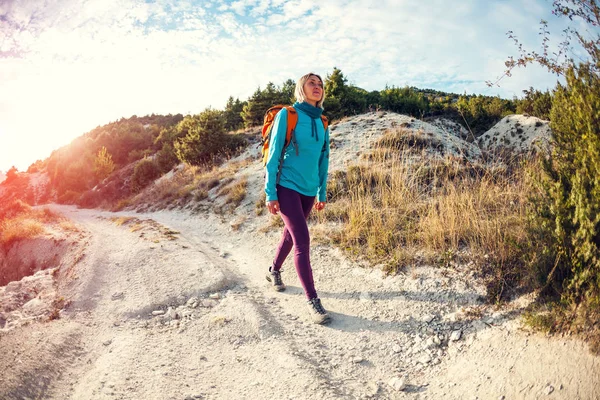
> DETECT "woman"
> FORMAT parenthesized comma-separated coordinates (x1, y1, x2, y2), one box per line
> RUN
(264, 72, 331, 325)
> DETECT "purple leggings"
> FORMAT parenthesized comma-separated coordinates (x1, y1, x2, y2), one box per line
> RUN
(272, 185, 318, 299)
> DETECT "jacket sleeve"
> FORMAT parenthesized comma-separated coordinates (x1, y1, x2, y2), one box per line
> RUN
(264, 108, 288, 202)
(317, 126, 330, 202)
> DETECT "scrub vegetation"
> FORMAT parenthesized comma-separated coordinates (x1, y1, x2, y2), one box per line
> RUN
(0, 200, 62, 248)
(321, 130, 533, 303)
(486, 0, 600, 350)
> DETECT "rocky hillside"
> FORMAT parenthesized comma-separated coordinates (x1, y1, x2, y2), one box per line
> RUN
(129, 111, 545, 218)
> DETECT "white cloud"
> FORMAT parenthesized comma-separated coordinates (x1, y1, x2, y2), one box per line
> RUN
(265, 0, 317, 25)
(230, 0, 261, 16)
(230, 1, 247, 16)
(248, 0, 272, 17)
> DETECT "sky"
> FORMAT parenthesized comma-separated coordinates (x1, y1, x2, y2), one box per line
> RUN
(0, 0, 587, 173)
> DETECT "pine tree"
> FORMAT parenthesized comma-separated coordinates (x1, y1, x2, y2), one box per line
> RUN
(241, 81, 295, 128)
(324, 67, 348, 120)
(94, 146, 115, 181)
(5, 166, 18, 184)
(517, 87, 553, 120)
(224, 96, 245, 131)
(241, 86, 273, 128)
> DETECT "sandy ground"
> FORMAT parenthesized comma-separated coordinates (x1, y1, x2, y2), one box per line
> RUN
(0, 112, 598, 399)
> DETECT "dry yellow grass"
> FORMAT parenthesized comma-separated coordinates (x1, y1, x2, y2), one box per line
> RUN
(320, 128, 532, 289)
(418, 173, 528, 263)
(112, 198, 133, 211)
(130, 158, 255, 211)
(111, 216, 136, 226)
(213, 175, 248, 214)
(38, 207, 62, 222)
(146, 165, 200, 204)
(255, 191, 266, 216)
(58, 219, 80, 233)
(1, 217, 45, 244)
(230, 216, 247, 231)
(0, 202, 67, 246)
(222, 177, 248, 206)
(130, 223, 144, 232)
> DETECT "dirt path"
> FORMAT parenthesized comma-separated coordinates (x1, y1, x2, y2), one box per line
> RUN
(1, 204, 597, 399)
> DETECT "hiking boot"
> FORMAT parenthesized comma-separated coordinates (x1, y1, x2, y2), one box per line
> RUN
(266, 267, 286, 292)
(306, 297, 331, 325)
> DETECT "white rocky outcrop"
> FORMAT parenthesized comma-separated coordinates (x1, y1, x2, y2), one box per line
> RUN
(478, 114, 551, 153)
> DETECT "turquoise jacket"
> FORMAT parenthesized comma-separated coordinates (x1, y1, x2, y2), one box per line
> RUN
(264, 106, 330, 202)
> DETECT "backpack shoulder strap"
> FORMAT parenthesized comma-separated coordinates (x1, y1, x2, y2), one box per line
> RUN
(320, 115, 329, 132)
(284, 106, 298, 146)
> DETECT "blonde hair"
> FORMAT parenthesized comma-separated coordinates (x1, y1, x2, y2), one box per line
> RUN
(295, 72, 326, 109)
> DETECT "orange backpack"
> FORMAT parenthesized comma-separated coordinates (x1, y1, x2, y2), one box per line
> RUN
(261, 105, 329, 166)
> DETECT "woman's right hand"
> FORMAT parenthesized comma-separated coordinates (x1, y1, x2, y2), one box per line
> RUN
(266, 200, 280, 215)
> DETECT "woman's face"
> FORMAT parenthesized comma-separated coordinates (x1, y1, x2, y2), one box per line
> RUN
(303, 75, 323, 106)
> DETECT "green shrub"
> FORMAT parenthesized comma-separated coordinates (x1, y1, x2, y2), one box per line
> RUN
(78, 190, 104, 209)
(57, 190, 81, 205)
(131, 158, 161, 192)
(156, 142, 179, 173)
(532, 62, 600, 306)
(516, 87, 553, 120)
(174, 109, 228, 165)
(127, 148, 153, 164)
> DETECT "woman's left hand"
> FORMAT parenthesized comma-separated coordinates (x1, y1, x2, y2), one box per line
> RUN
(314, 201, 326, 211)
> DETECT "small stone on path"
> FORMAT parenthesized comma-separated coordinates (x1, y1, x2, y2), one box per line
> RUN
(471, 320, 487, 331)
(422, 314, 435, 323)
(450, 330, 462, 342)
(388, 377, 407, 391)
(425, 337, 439, 349)
(187, 297, 199, 307)
(201, 299, 217, 308)
(418, 353, 432, 364)
(165, 307, 178, 320)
